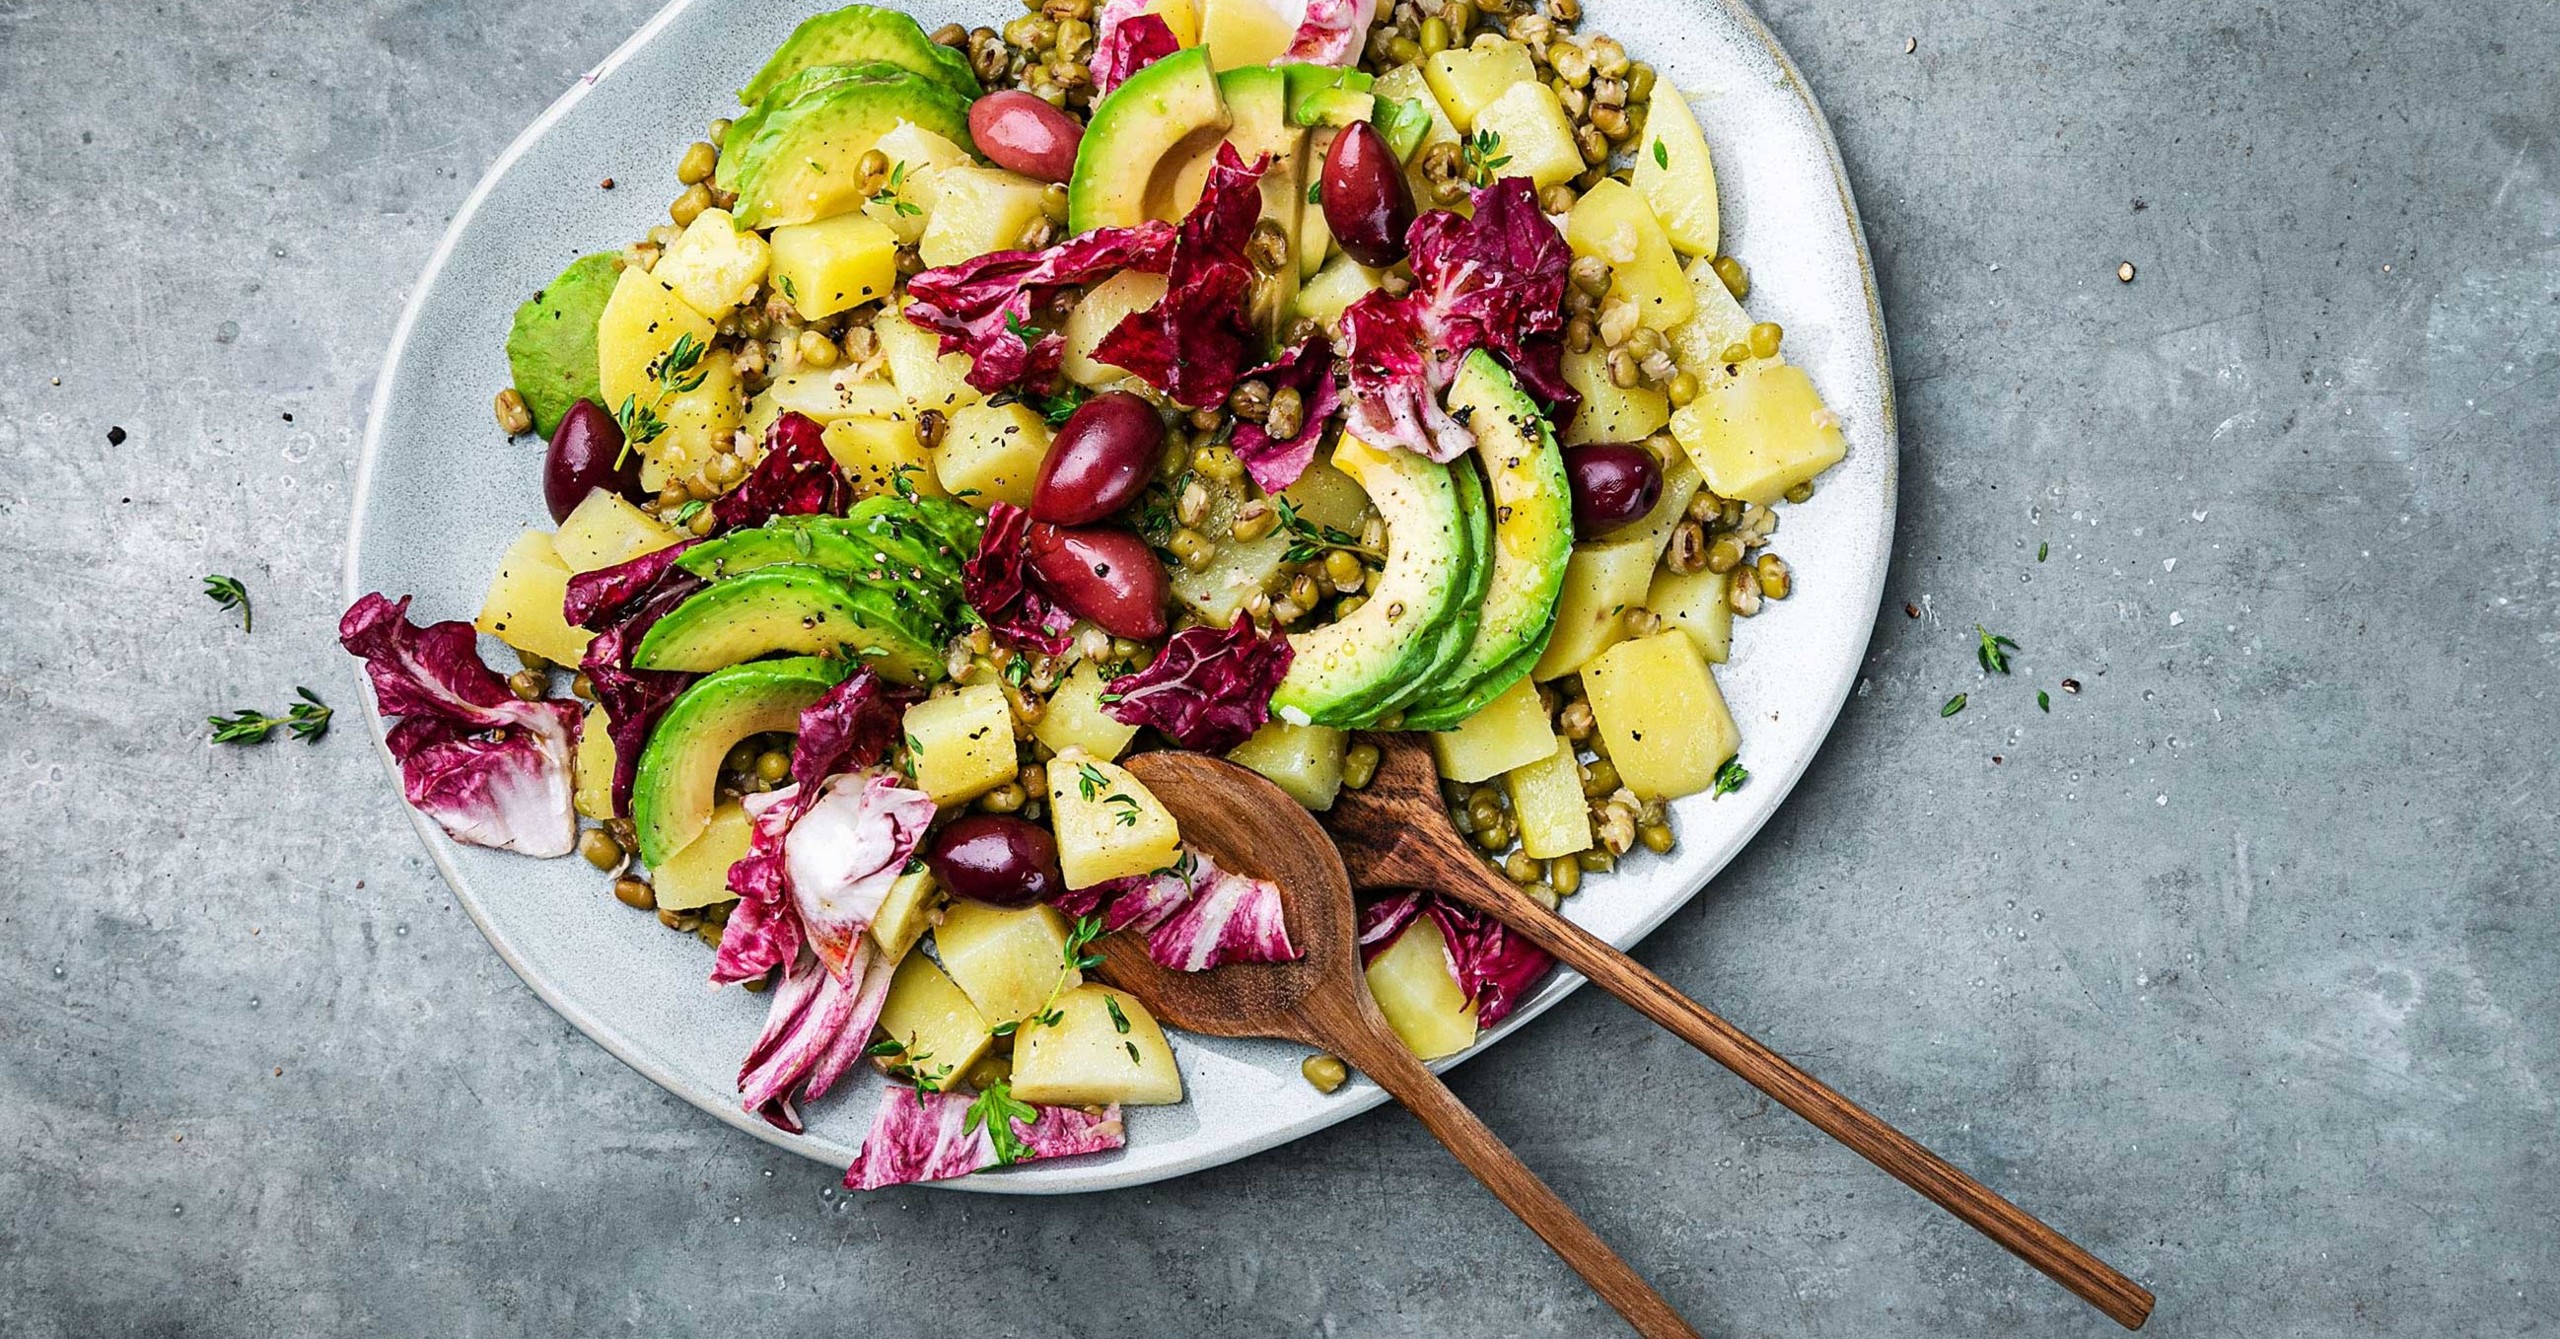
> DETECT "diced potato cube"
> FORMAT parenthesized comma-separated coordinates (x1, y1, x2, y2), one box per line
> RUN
(1063, 269, 1169, 387)
(651, 208, 771, 320)
(1560, 346, 1669, 447)
(1143, 0, 1201, 44)
(1424, 38, 1536, 130)
(1014, 984, 1184, 1106)
(1292, 253, 1387, 337)
(863, 123, 973, 245)
(874, 949, 992, 1089)
(651, 346, 740, 480)
(934, 900, 1077, 1024)
(1367, 914, 1478, 1059)
(1048, 754, 1184, 890)
(875, 307, 984, 416)
(553, 488, 680, 573)
(1667, 255, 1756, 378)
(869, 868, 943, 962)
(1033, 661, 1141, 761)
(653, 800, 751, 910)
(1373, 64, 1465, 217)
(822, 415, 943, 499)
(596, 266, 715, 423)
(936, 400, 1051, 508)
(1470, 80, 1583, 189)
(1580, 631, 1740, 800)
(1565, 179, 1694, 332)
(1226, 719, 1348, 810)
(919, 165, 1052, 269)
(1648, 565, 1733, 664)
(745, 365, 909, 441)
(1200, 0, 1295, 69)
(573, 705, 616, 820)
(1631, 88, 1720, 257)
(1504, 735, 1591, 859)
(1429, 675, 1554, 782)
(902, 683, 1017, 805)
(475, 530, 591, 666)
(1669, 361, 1848, 505)
(768, 212, 897, 320)
(1530, 539, 1658, 680)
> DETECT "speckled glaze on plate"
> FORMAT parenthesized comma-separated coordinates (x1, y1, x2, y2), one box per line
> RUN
(345, 0, 1895, 1193)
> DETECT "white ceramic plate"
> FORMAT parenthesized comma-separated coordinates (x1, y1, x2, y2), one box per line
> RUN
(346, 0, 1895, 1192)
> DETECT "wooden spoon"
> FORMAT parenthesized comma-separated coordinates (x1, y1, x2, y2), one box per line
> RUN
(1324, 731, 2155, 1331)
(1112, 751, 1704, 1339)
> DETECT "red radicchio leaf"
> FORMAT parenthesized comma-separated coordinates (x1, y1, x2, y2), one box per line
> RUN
(844, 1085, 1125, 1189)
(1099, 617, 1293, 754)
(1142, 851, 1300, 971)
(962, 501, 1078, 654)
(905, 225, 1178, 394)
(339, 593, 582, 857)
(1052, 857, 1194, 933)
(712, 412, 851, 530)
(571, 551, 705, 815)
(1090, 9, 1179, 96)
(1338, 288, 1474, 461)
(562, 537, 701, 628)
(1094, 145, 1269, 409)
(1227, 334, 1341, 492)
(1285, 0, 1379, 64)
(738, 941, 896, 1132)
(1356, 891, 1555, 1029)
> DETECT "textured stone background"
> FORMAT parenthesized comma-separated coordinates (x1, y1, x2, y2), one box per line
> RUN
(2, 0, 2554, 1334)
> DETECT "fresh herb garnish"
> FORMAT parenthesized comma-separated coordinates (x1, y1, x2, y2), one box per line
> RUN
(1125, 1040, 1143, 1064)
(210, 688, 332, 745)
(864, 1037, 910, 1058)
(1075, 762, 1107, 801)
(612, 332, 711, 459)
(1027, 381, 1090, 426)
(1064, 913, 1107, 971)
(1275, 495, 1381, 564)
(1941, 694, 1967, 718)
(1711, 757, 1748, 798)
(1652, 139, 1670, 170)
(670, 499, 707, 526)
(1976, 625, 2018, 675)
(2037, 540, 2049, 562)
(1461, 128, 1511, 187)
(889, 463, 922, 501)
(1105, 995, 1131, 1034)
(964, 1082, 1040, 1165)
(989, 1019, 1019, 1038)
(1004, 311, 1045, 342)
(776, 275, 798, 303)
(2038, 689, 2052, 712)
(203, 574, 251, 632)
(1306, 179, 1323, 205)
(870, 161, 923, 216)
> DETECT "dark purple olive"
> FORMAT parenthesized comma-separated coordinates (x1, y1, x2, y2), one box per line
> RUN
(1026, 522, 1169, 640)
(969, 91, 1084, 184)
(1564, 443, 1664, 536)
(542, 398, 640, 521)
(1320, 122, 1417, 269)
(926, 814, 1063, 908)
(1033, 391, 1164, 525)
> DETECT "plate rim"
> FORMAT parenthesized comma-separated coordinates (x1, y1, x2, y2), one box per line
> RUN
(344, 0, 1897, 1194)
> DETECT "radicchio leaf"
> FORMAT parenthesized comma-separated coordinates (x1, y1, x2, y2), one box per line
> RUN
(561, 538, 702, 628)
(1338, 289, 1474, 461)
(712, 412, 851, 531)
(1228, 334, 1341, 492)
(783, 774, 935, 976)
(1284, 0, 1379, 65)
(1094, 145, 1269, 409)
(1142, 851, 1300, 970)
(962, 501, 1078, 654)
(570, 550, 705, 815)
(844, 1085, 1125, 1190)
(1100, 617, 1293, 754)
(1090, 7, 1179, 96)
(1053, 858, 1195, 933)
(739, 941, 897, 1132)
(1356, 890, 1555, 1029)
(906, 225, 1179, 394)
(339, 593, 582, 857)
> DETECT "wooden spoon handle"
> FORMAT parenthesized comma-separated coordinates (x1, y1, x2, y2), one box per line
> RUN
(1321, 1013, 1702, 1339)
(1456, 870, 2153, 1330)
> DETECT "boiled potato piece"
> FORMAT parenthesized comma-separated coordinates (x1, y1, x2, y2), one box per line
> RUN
(1670, 361, 1847, 505)
(1013, 984, 1184, 1106)
(1368, 914, 1478, 1059)
(1667, 255, 1756, 378)
(919, 165, 1052, 268)
(652, 208, 770, 321)
(653, 800, 751, 910)
(1604, 446, 1703, 558)
(1530, 539, 1658, 680)
(1469, 80, 1582, 189)
(1648, 565, 1733, 664)
(1200, 0, 1295, 69)
(1424, 38, 1536, 129)
(650, 346, 740, 482)
(1033, 661, 1141, 761)
(1292, 253, 1387, 337)
(744, 365, 908, 441)
(1226, 719, 1348, 810)
(573, 705, 616, 820)
(875, 949, 992, 1089)
(475, 530, 590, 666)
(875, 307, 985, 417)
(1430, 675, 1554, 783)
(553, 488, 679, 573)
(1580, 631, 1739, 800)
(1560, 346, 1669, 447)
(822, 415, 943, 499)
(1372, 64, 1464, 218)
(768, 211, 897, 320)
(1631, 87, 1719, 257)
(934, 900, 1078, 1023)
(596, 266, 715, 424)
(1063, 270, 1169, 387)
(868, 868, 943, 962)
(1504, 735, 1591, 859)
(1565, 180, 1693, 332)
(1048, 754, 1184, 889)
(903, 684, 1017, 805)
(862, 123, 973, 245)
(936, 401, 1051, 508)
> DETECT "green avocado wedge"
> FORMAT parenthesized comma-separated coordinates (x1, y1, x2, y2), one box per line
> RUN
(844, 494, 983, 570)
(1067, 46, 1228, 233)
(720, 65, 975, 228)
(632, 656, 850, 867)
(631, 565, 945, 684)
(1271, 440, 1475, 729)
(1401, 351, 1576, 730)
(1359, 453, 1490, 724)
(740, 5, 982, 105)
(503, 252, 618, 438)
(674, 525, 956, 622)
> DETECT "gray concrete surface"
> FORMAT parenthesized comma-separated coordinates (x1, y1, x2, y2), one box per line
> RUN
(3, 0, 2554, 1333)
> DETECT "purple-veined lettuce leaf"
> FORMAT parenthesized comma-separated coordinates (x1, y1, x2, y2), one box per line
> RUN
(1090, 7, 1179, 96)
(561, 538, 702, 628)
(1356, 890, 1555, 1029)
(1285, 0, 1379, 65)
(1228, 334, 1341, 492)
(1053, 858, 1195, 934)
(339, 593, 582, 857)
(569, 550, 705, 816)
(1100, 617, 1293, 754)
(844, 1083, 1126, 1190)
(712, 412, 851, 530)
(738, 941, 896, 1133)
(780, 773, 935, 976)
(962, 501, 1078, 654)
(1094, 146, 1269, 409)
(1142, 851, 1300, 971)
(905, 225, 1179, 394)
(1338, 289, 1475, 461)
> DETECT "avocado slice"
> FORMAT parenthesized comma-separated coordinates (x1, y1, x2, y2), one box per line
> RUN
(504, 252, 619, 438)
(632, 656, 851, 867)
(721, 65, 976, 228)
(674, 521, 957, 620)
(1366, 453, 1491, 723)
(1401, 352, 1576, 730)
(1271, 439, 1478, 729)
(1217, 66, 1308, 343)
(1067, 47, 1230, 234)
(740, 5, 982, 105)
(631, 565, 946, 684)
(845, 494, 983, 570)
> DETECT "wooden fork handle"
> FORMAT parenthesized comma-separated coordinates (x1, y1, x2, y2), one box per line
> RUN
(1318, 1014, 1703, 1339)
(1458, 873, 2154, 1330)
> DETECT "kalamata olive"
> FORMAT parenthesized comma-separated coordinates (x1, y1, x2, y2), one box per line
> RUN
(968, 91, 1084, 184)
(1564, 443, 1663, 536)
(1026, 522, 1169, 640)
(926, 814, 1062, 908)
(1320, 122, 1417, 269)
(543, 398, 641, 521)
(1033, 391, 1164, 525)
